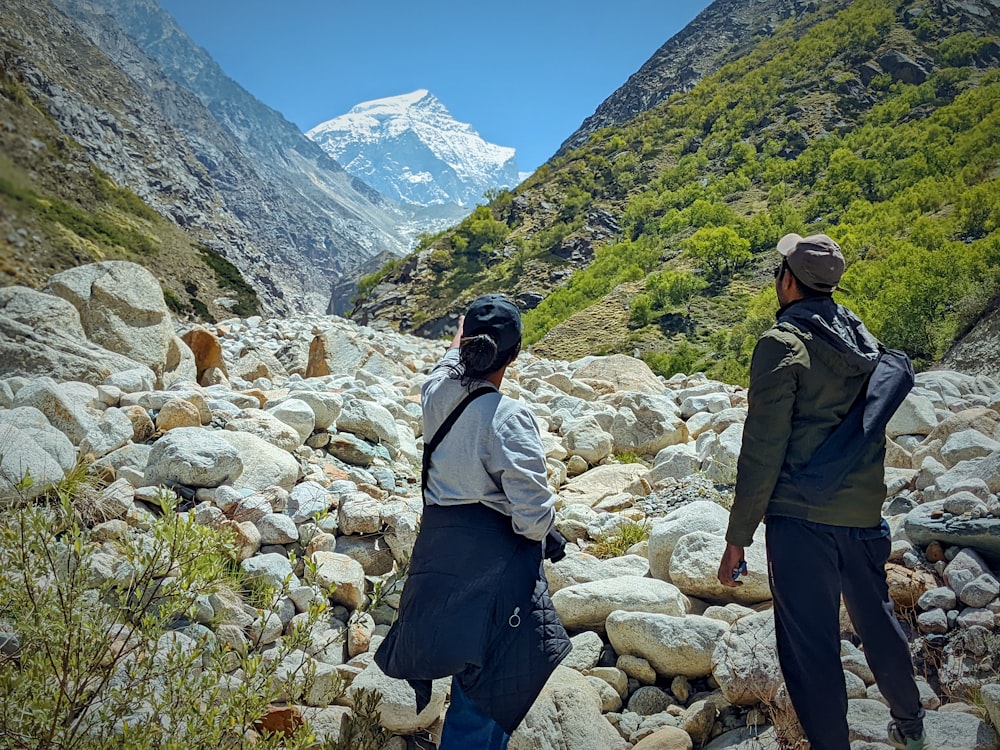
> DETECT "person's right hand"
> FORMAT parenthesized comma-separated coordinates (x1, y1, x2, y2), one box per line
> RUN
(717, 542, 745, 588)
(449, 315, 465, 349)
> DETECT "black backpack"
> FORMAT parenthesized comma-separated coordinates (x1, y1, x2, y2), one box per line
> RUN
(795, 346, 915, 503)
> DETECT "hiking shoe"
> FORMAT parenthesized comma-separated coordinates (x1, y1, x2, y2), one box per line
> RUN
(887, 720, 927, 750)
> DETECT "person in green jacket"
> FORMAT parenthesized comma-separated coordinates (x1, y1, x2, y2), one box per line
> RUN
(716, 233, 927, 750)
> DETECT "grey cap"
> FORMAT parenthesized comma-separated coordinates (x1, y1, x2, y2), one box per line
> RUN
(777, 233, 845, 292)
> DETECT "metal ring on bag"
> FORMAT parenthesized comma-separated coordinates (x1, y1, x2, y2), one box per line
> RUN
(508, 606, 521, 628)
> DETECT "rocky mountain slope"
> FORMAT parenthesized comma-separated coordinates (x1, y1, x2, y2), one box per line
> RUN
(351, 0, 1000, 384)
(308, 89, 521, 209)
(2, 0, 408, 316)
(3, 260, 1000, 748)
(0, 0, 262, 321)
(556, 0, 828, 156)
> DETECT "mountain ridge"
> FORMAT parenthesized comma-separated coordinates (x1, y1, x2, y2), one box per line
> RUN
(556, 0, 812, 157)
(307, 89, 521, 208)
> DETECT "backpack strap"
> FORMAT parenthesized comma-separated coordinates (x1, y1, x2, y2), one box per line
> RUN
(421, 386, 496, 501)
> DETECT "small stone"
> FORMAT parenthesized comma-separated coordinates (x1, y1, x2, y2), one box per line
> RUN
(958, 574, 1000, 608)
(956, 607, 995, 629)
(917, 587, 957, 611)
(617, 654, 657, 685)
(627, 685, 674, 716)
(924, 541, 946, 563)
(156, 398, 202, 431)
(254, 705, 303, 736)
(917, 608, 949, 634)
(670, 675, 691, 704)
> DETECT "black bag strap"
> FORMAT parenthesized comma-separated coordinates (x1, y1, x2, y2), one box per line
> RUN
(421, 386, 495, 500)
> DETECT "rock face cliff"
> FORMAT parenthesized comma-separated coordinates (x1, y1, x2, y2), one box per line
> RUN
(556, 0, 832, 157)
(4, 0, 408, 315)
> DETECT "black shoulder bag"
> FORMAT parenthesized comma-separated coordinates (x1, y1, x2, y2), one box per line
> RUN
(796, 345, 915, 503)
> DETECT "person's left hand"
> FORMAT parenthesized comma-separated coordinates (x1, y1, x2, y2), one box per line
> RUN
(717, 542, 746, 588)
(544, 528, 567, 562)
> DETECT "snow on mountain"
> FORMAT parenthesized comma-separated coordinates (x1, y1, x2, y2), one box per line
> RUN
(307, 90, 522, 208)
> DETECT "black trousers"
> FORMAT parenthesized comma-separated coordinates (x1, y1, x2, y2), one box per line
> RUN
(765, 515, 925, 749)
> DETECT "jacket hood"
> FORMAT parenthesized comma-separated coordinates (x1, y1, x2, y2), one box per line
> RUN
(777, 297, 881, 377)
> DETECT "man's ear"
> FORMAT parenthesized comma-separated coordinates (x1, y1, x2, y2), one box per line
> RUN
(780, 267, 797, 294)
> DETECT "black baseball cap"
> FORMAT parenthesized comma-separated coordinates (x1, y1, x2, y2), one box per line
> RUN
(463, 294, 522, 353)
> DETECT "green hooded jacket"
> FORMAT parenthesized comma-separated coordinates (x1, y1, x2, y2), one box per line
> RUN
(725, 297, 885, 548)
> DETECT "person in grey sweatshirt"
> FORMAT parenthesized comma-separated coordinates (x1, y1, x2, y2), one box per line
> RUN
(375, 293, 570, 750)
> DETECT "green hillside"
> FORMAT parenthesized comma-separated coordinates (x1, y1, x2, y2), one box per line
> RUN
(0, 43, 259, 321)
(352, 0, 999, 384)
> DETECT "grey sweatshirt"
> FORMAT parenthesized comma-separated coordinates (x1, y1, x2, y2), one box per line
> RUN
(421, 348, 556, 542)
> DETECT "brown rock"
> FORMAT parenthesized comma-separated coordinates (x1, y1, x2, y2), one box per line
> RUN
(155, 398, 201, 432)
(181, 326, 229, 386)
(322, 463, 351, 483)
(347, 612, 375, 658)
(632, 726, 693, 750)
(243, 389, 267, 408)
(122, 404, 155, 443)
(233, 349, 287, 383)
(925, 540, 946, 563)
(885, 563, 937, 609)
(356, 483, 388, 500)
(221, 519, 261, 561)
(926, 408, 1000, 445)
(254, 705, 302, 736)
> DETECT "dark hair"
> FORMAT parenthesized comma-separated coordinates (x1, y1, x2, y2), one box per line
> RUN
(779, 260, 833, 299)
(454, 333, 520, 386)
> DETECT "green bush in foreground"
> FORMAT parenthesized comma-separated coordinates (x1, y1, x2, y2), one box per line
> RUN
(0, 488, 328, 750)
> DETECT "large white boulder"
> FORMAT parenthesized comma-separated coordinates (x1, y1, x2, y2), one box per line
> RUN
(606, 611, 728, 678)
(0, 424, 65, 499)
(648, 501, 730, 581)
(552, 576, 687, 631)
(560, 464, 647, 507)
(144, 427, 243, 489)
(47, 262, 177, 385)
(346, 662, 447, 734)
(509, 666, 627, 750)
(604, 391, 688, 456)
(215, 431, 300, 491)
(711, 609, 782, 705)
(669, 531, 771, 605)
(0, 406, 76, 471)
(572, 354, 665, 395)
(12, 379, 99, 444)
(560, 415, 613, 464)
(545, 552, 650, 594)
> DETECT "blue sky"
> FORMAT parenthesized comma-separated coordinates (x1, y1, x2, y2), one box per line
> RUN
(158, 1, 712, 173)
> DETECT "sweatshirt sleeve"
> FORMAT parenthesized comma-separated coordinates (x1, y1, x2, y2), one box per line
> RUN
(487, 409, 556, 542)
(726, 331, 801, 548)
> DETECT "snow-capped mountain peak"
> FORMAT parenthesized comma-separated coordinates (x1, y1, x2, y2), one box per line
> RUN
(306, 90, 520, 208)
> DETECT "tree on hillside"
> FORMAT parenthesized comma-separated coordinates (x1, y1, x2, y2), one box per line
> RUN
(683, 226, 752, 281)
(664, 271, 708, 317)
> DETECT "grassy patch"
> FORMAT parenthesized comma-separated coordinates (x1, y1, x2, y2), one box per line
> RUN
(0, 173, 158, 256)
(588, 520, 651, 560)
(196, 245, 260, 318)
